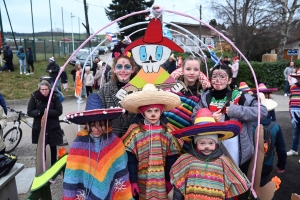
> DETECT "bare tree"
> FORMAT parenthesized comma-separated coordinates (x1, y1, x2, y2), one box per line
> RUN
(210, 0, 279, 59)
(269, 0, 300, 60)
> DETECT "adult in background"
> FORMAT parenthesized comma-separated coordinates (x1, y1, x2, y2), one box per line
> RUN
(26, 47, 34, 74)
(283, 61, 294, 96)
(46, 57, 61, 91)
(94, 61, 106, 90)
(231, 56, 239, 89)
(17, 46, 26, 74)
(27, 80, 63, 165)
(92, 57, 99, 76)
(98, 50, 137, 138)
(102, 61, 112, 82)
(167, 54, 177, 74)
(4, 45, 14, 72)
(222, 55, 231, 65)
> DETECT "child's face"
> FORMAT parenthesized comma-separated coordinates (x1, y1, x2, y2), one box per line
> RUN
(196, 138, 216, 155)
(144, 107, 161, 124)
(182, 60, 200, 86)
(211, 69, 231, 90)
(88, 121, 106, 138)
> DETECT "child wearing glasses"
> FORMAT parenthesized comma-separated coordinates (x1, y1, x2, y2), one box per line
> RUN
(98, 42, 137, 138)
(120, 83, 183, 200)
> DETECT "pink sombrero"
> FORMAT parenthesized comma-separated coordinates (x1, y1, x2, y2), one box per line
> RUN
(172, 108, 242, 141)
(258, 83, 278, 93)
(290, 68, 300, 78)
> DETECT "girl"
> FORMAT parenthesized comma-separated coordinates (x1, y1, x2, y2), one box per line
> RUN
(75, 63, 84, 104)
(94, 61, 106, 90)
(120, 83, 183, 200)
(192, 65, 268, 171)
(84, 66, 94, 97)
(98, 42, 137, 138)
(63, 93, 133, 199)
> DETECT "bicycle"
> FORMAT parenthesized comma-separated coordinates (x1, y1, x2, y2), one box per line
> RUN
(4, 107, 70, 153)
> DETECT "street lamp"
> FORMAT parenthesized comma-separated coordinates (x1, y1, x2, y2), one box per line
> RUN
(71, 13, 75, 52)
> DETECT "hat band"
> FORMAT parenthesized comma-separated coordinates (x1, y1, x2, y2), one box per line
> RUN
(194, 117, 215, 124)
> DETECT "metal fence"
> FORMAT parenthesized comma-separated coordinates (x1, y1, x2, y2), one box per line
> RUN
(4, 39, 101, 61)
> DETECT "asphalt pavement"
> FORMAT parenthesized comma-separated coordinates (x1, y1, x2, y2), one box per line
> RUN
(3, 79, 299, 199)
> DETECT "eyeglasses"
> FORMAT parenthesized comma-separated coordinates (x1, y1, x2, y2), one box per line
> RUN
(115, 64, 132, 71)
(40, 89, 49, 91)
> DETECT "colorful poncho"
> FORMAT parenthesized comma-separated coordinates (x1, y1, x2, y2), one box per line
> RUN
(289, 83, 300, 125)
(170, 153, 249, 199)
(122, 124, 183, 200)
(63, 130, 133, 200)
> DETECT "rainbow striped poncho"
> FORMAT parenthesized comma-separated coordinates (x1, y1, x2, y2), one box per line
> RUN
(63, 130, 133, 200)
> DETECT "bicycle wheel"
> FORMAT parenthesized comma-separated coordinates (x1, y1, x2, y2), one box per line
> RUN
(58, 120, 70, 146)
(3, 127, 23, 153)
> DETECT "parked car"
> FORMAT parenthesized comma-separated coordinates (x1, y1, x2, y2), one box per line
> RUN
(69, 49, 89, 66)
(107, 42, 117, 51)
(98, 46, 108, 55)
(69, 52, 98, 67)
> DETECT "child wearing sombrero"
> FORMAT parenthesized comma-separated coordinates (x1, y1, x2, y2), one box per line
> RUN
(120, 83, 183, 200)
(170, 108, 250, 199)
(63, 93, 133, 200)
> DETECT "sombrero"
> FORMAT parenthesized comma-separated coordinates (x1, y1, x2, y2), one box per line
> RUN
(258, 83, 278, 93)
(289, 68, 300, 78)
(65, 93, 123, 124)
(239, 82, 250, 91)
(258, 92, 277, 111)
(120, 83, 180, 114)
(172, 108, 241, 141)
(124, 18, 183, 53)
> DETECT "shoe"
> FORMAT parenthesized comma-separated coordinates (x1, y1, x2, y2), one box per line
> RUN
(30, 72, 34, 74)
(287, 149, 298, 156)
(299, 159, 300, 163)
(8, 70, 10, 72)
(20, 72, 22, 75)
(284, 93, 287, 96)
(77, 100, 84, 104)
(26, 73, 30, 75)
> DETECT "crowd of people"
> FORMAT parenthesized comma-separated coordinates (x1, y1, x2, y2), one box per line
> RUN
(0, 39, 299, 199)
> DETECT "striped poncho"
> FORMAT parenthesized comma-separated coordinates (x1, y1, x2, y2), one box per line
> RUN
(289, 83, 300, 126)
(63, 130, 133, 200)
(170, 153, 249, 199)
(122, 124, 183, 200)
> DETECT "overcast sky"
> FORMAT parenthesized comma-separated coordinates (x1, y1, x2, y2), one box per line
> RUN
(0, 0, 214, 36)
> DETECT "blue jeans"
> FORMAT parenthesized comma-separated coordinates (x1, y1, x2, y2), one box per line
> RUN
(51, 80, 61, 91)
(292, 124, 300, 151)
(284, 80, 290, 94)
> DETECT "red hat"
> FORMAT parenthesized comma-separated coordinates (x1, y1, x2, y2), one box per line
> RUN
(233, 56, 239, 61)
(124, 18, 183, 53)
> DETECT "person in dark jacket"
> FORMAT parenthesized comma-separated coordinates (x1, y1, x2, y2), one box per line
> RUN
(26, 47, 34, 74)
(92, 57, 99, 76)
(4, 45, 14, 72)
(27, 80, 63, 165)
(167, 54, 177, 74)
(46, 57, 61, 91)
(0, 93, 7, 115)
(252, 93, 286, 186)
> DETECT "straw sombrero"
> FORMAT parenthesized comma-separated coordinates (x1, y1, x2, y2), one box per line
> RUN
(172, 108, 241, 141)
(258, 93, 277, 111)
(290, 68, 300, 78)
(65, 93, 123, 124)
(120, 83, 180, 114)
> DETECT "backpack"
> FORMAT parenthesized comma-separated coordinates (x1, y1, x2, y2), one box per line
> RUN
(253, 122, 276, 163)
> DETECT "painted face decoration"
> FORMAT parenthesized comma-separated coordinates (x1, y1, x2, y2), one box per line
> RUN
(196, 138, 216, 155)
(132, 45, 171, 73)
(211, 69, 231, 90)
(143, 107, 162, 125)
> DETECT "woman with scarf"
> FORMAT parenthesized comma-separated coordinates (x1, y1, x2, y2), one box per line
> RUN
(27, 80, 63, 165)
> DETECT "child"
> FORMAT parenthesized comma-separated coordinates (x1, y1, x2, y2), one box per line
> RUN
(84, 66, 94, 97)
(63, 93, 133, 199)
(60, 67, 69, 91)
(252, 93, 286, 187)
(170, 108, 250, 199)
(120, 83, 183, 200)
(75, 64, 83, 104)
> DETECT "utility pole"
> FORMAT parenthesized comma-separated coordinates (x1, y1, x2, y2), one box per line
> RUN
(199, 5, 202, 44)
(83, 0, 92, 52)
(30, 0, 36, 61)
(3, 0, 17, 50)
(62, 7, 65, 56)
(49, 0, 54, 56)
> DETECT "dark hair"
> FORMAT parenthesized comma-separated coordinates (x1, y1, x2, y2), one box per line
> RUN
(224, 56, 228, 59)
(138, 118, 168, 133)
(210, 64, 233, 79)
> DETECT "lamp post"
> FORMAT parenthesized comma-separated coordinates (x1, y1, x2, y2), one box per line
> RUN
(71, 13, 75, 52)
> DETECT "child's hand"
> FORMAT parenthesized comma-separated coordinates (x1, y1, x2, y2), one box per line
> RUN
(213, 109, 222, 122)
(226, 101, 234, 114)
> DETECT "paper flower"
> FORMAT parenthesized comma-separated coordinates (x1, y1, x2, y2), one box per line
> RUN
(271, 176, 281, 191)
(123, 51, 131, 58)
(114, 52, 120, 59)
(58, 147, 67, 159)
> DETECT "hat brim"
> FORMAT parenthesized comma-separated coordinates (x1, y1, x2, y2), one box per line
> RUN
(124, 37, 184, 53)
(121, 90, 180, 114)
(290, 74, 300, 78)
(172, 120, 241, 141)
(65, 108, 123, 125)
(264, 99, 278, 111)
